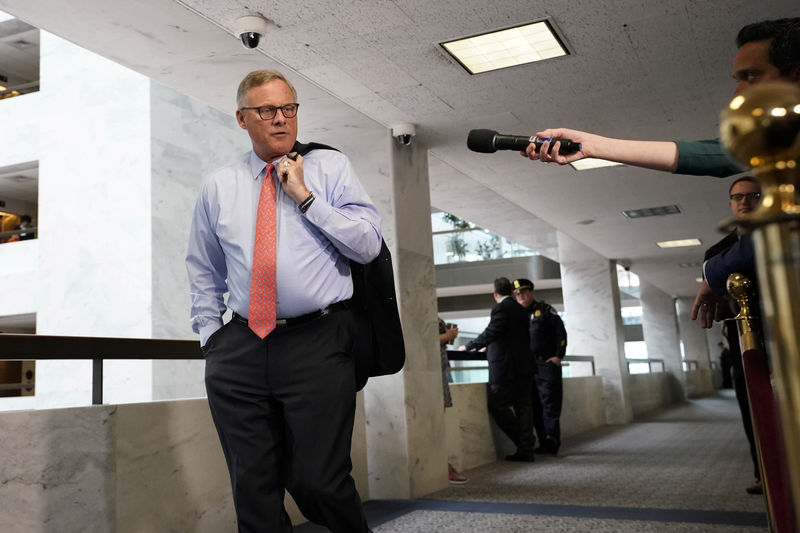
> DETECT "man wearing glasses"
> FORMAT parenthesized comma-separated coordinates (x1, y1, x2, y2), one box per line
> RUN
(699, 176, 763, 495)
(186, 70, 381, 532)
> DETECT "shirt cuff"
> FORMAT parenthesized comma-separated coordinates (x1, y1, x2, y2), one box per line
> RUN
(199, 321, 223, 347)
(302, 193, 332, 225)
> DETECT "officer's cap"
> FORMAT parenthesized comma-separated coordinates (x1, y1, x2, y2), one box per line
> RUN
(512, 278, 534, 293)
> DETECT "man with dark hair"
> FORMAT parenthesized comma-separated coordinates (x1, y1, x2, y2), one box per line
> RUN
(523, 18, 800, 177)
(464, 277, 536, 461)
(693, 177, 762, 325)
(736, 18, 800, 78)
(513, 278, 567, 455)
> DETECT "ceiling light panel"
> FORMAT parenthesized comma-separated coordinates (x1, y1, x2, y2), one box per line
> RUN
(441, 20, 568, 75)
(622, 205, 681, 219)
(656, 238, 702, 249)
(570, 158, 623, 171)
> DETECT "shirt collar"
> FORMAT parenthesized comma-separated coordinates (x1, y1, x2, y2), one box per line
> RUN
(248, 150, 287, 180)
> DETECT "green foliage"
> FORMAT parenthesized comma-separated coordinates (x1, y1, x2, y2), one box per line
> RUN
(442, 213, 472, 229)
(447, 234, 470, 260)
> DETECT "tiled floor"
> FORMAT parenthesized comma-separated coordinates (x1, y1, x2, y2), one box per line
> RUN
(299, 390, 769, 532)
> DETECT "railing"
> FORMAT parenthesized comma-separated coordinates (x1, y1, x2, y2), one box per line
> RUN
(446, 350, 596, 383)
(0, 333, 202, 404)
(626, 358, 665, 374)
(0, 227, 37, 241)
(682, 359, 699, 371)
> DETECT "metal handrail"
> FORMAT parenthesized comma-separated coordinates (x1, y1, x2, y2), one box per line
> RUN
(0, 227, 37, 239)
(447, 350, 596, 376)
(626, 358, 665, 374)
(0, 333, 202, 404)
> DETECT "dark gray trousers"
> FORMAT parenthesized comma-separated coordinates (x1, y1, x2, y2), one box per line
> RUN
(203, 310, 368, 533)
(487, 377, 535, 454)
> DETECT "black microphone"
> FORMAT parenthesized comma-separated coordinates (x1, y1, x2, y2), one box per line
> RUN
(467, 129, 581, 155)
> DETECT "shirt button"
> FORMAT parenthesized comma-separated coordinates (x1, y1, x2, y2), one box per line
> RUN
(314, 217, 319, 222)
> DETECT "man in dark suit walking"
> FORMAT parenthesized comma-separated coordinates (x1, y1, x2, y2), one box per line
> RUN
(465, 277, 535, 461)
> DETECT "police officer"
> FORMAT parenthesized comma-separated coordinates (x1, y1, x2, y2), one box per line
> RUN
(513, 278, 567, 454)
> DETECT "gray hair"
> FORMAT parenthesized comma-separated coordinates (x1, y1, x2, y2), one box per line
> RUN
(236, 70, 298, 108)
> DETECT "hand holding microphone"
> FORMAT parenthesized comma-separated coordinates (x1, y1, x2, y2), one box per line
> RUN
(467, 128, 582, 156)
(466, 127, 593, 166)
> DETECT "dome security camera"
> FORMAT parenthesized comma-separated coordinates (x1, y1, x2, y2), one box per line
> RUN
(391, 123, 416, 146)
(234, 15, 269, 49)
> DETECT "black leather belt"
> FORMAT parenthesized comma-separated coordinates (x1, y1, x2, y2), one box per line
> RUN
(232, 300, 349, 329)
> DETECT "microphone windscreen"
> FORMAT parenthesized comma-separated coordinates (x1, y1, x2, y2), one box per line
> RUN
(467, 129, 498, 153)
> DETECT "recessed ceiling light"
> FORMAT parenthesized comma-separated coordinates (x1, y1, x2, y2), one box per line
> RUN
(656, 238, 702, 248)
(441, 20, 568, 75)
(570, 158, 623, 171)
(621, 205, 681, 219)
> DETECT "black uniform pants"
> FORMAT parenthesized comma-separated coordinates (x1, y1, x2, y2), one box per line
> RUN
(532, 360, 563, 445)
(487, 376, 535, 454)
(203, 310, 368, 533)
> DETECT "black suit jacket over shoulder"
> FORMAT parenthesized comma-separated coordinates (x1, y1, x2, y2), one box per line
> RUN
(293, 141, 405, 391)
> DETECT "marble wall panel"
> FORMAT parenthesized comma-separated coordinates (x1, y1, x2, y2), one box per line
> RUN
(0, 240, 38, 320)
(0, 405, 115, 533)
(444, 378, 608, 472)
(114, 400, 234, 532)
(559, 376, 607, 438)
(36, 33, 154, 408)
(364, 373, 410, 497)
(0, 91, 40, 166)
(640, 279, 686, 401)
(446, 383, 496, 470)
(629, 373, 675, 416)
(557, 231, 632, 424)
(0, 398, 369, 531)
(405, 369, 448, 497)
(684, 368, 714, 398)
(149, 81, 251, 400)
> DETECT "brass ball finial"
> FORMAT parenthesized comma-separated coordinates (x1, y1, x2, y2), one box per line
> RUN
(726, 272, 752, 301)
(720, 82, 800, 171)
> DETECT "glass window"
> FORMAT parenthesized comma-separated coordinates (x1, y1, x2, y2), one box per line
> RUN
(431, 210, 537, 265)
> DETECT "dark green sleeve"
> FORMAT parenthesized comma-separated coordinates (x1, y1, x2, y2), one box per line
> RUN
(673, 139, 744, 178)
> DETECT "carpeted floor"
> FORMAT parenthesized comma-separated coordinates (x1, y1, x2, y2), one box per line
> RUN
(298, 390, 768, 532)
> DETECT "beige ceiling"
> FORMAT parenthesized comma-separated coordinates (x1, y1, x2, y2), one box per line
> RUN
(1, 0, 797, 298)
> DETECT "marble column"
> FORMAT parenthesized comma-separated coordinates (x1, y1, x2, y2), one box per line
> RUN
(675, 297, 714, 394)
(639, 280, 686, 402)
(361, 135, 447, 499)
(36, 33, 154, 408)
(557, 232, 632, 424)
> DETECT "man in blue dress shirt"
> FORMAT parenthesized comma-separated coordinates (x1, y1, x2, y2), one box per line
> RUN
(186, 70, 381, 533)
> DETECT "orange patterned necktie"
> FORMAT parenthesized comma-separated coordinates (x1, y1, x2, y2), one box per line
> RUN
(248, 163, 277, 338)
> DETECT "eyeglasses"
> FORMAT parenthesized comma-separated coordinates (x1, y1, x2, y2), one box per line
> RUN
(240, 103, 299, 120)
(729, 192, 761, 202)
